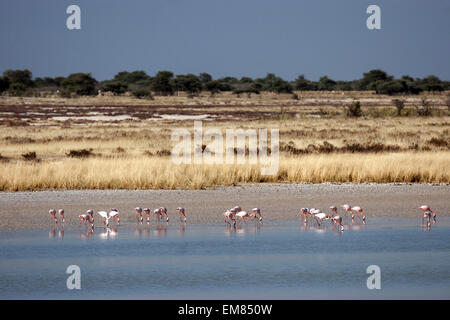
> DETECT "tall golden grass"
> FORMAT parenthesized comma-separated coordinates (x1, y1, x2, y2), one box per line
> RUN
(1, 152, 448, 191)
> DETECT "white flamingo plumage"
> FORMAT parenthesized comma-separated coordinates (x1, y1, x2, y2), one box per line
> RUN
(176, 207, 187, 222)
(251, 208, 263, 222)
(420, 205, 436, 225)
(97, 210, 118, 227)
(49, 209, 57, 224)
(351, 206, 366, 224)
(135, 207, 143, 224)
(223, 209, 236, 226)
(236, 211, 250, 224)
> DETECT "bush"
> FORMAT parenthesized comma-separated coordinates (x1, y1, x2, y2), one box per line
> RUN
(132, 88, 153, 99)
(3, 70, 33, 92)
(66, 149, 93, 158)
(22, 151, 37, 161)
(61, 73, 97, 96)
(427, 137, 448, 148)
(346, 101, 362, 117)
(392, 99, 405, 116)
(0, 77, 10, 93)
(100, 81, 128, 95)
(445, 94, 450, 112)
(416, 97, 432, 116)
(151, 71, 174, 96)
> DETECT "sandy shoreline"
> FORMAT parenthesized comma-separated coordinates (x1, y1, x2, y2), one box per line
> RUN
(0, 183, 448, 230)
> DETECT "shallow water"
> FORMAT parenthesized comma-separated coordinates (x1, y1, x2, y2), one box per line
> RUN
(0, 217, 449, 299)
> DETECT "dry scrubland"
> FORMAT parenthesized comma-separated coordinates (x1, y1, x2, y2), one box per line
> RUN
(0, 91, 449, 191)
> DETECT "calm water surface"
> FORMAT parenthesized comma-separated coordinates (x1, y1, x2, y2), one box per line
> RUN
(0, 217, 449, 299)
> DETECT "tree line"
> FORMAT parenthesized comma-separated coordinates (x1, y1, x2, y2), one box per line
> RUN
(0, 69, 448, 98)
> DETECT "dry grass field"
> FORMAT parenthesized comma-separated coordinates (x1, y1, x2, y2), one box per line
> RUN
(0, 91, 449, 191)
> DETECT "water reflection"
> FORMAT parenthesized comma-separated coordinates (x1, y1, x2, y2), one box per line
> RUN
(99, 226, 118, 239)
(49, 226, 64, 239)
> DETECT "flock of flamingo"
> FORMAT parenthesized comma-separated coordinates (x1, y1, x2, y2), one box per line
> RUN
(48, 204, 438, 232)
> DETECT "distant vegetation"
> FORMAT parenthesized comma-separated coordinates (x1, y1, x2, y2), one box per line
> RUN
(0, 68, 449, 98)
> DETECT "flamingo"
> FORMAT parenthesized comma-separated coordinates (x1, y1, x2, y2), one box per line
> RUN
(420, 205, 437, 224)
(176, 207, 187, 222)
(49, 209, 57, 224)
(58, 209, 65, 224)
(110, 208, 120, 225)
(340, 204, 352, 217)
(331, 214, 345, 232)
(341, 204, 360, 222)
(135, 207, 143, 224)
(159, 207, 170, 222)
(97, 210, 118, 227)
(143, 208, 151, 224)
(351, 206, 366, 224)
(250, 208, 263, 222)
(223, 209, 236, 226)
(236, 210, 250, 224)
(313, 211, 331, 227)
(154, 208, 162, 222)
(299, 208, 309, 222)
(79, 209, 94, 227)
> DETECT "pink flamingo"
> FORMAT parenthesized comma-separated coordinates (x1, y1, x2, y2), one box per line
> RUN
(250, 208, 263, 222)
(236, 210, 250, 224)
(328, 207, 344, 231)
(79, 209, 94, 227)
(49, 209, 57, 224)
(420, 205, 437, 225)
(332, 215, 344, 232)
(154, 208, 162, 222)
(313, 210, 331, 227)
(143, 208, 151, 224)
(223, 209, 236, 226)
(135, 207, 143, 224)
(110, 208, 120, 225)
(176, 207, 187, 222)
(159, 207, 169, 222)
(340, 204, 352, 218)
(351, 206, 366, 224)
(58, 209, 65, 224)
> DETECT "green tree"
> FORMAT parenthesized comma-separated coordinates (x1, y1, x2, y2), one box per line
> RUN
(259, 73, 292, 93)
(317, 76, 336, 91)
(294, 75, 316, 90)
(60, 73, 97, 96)
(2, 69, 33, 88)
(172, 74, 202, 96)
(99, 80, 128, 94)
(357, 69, 392, 90)
(113, 71, 151, 85)
(199, 73, 213, 84)
(151, 71, 174, 96)
(419, 75, 444, 92)
(204, 80, 223, 96)
(375, 79, 405, 95)
(239, 77, 253, 84)
(34, 77, 64, 88)
(0, 77, 10, 93)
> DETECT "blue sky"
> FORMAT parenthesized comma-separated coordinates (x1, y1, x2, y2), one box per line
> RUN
(1, 0, 449, 81)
